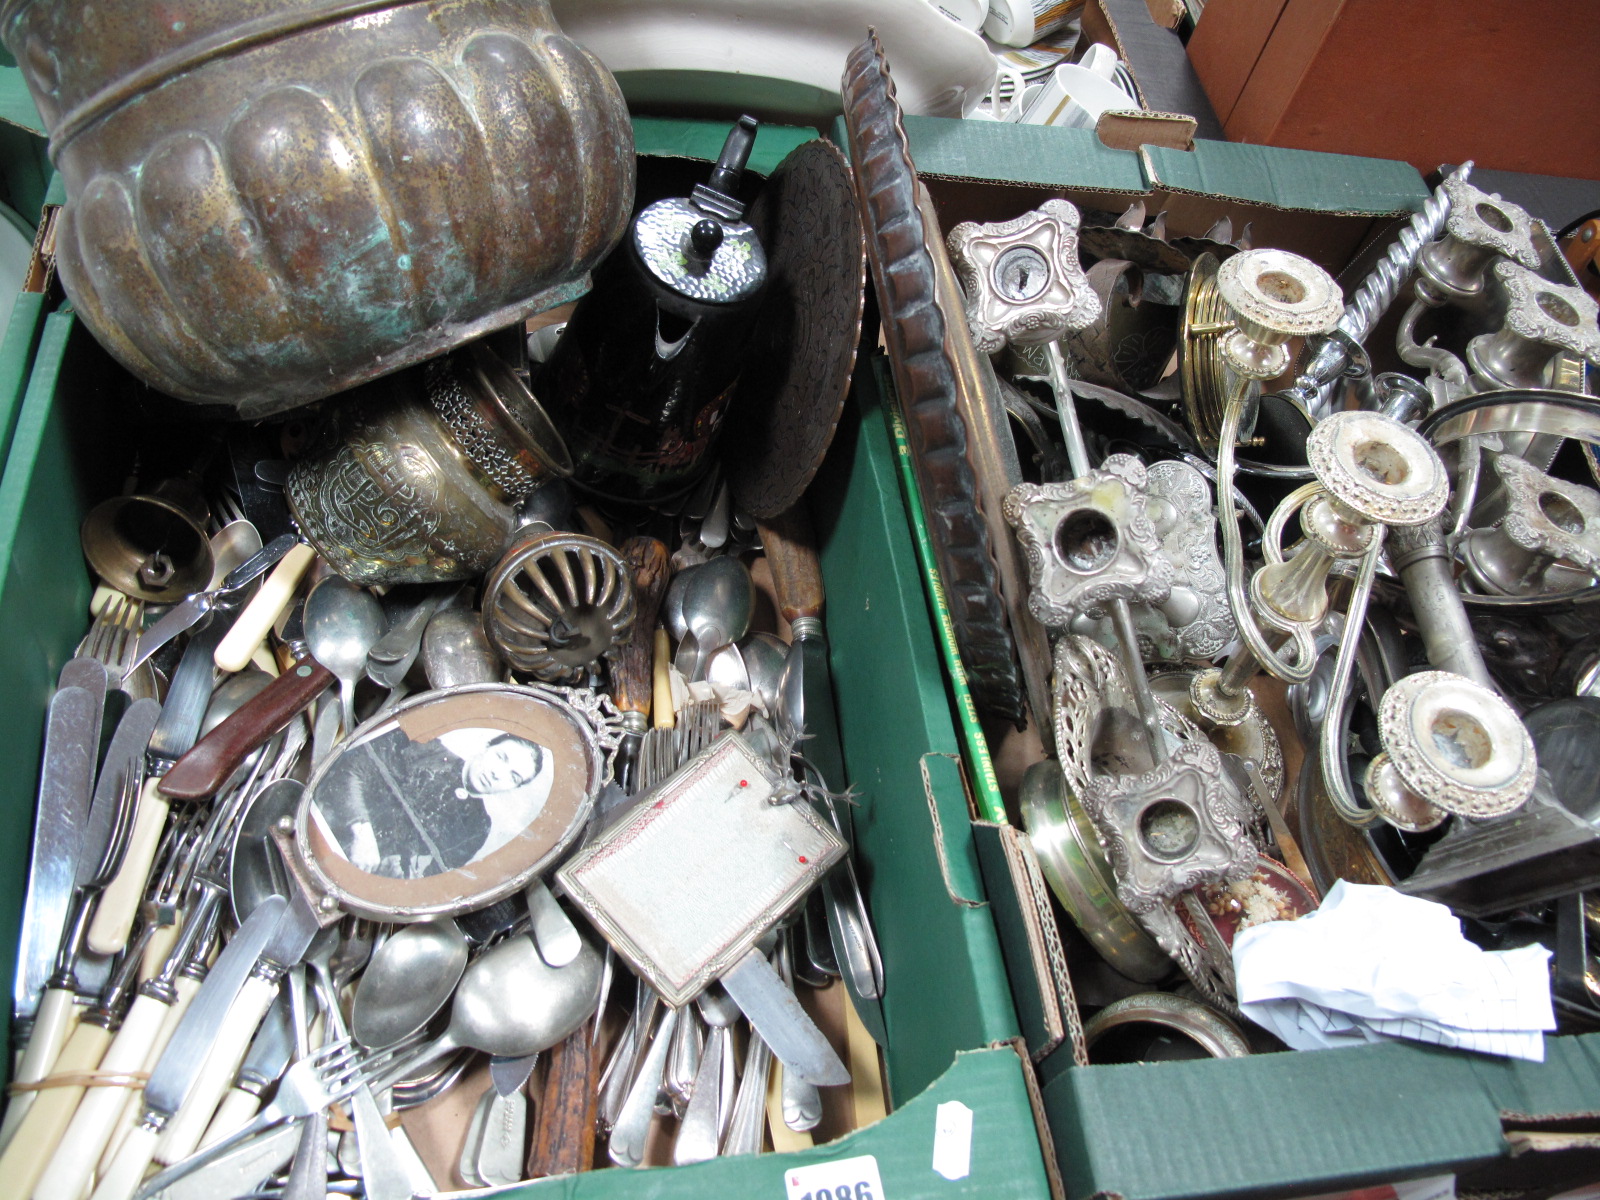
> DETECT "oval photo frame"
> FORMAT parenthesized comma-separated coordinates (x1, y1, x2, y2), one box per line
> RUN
(295, 683, 604, 921)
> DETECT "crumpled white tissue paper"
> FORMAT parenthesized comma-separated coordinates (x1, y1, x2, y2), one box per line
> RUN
(1232, 879, 1555, 1061)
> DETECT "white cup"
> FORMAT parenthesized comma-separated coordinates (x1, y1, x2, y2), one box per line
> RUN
(1020, 59, 1141, 128)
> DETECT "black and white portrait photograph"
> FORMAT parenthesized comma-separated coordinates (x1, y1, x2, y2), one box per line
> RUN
(311, 722, 555, 880)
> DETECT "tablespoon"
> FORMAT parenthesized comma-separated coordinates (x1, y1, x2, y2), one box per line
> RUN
(675, 556, 755, 682)
(350, 918, 469, 1050)
(303, 577, 386, 735)
(369, 931, 602, 1078)
(738, 631, 788, 716)
(672, 985, 741, 1164)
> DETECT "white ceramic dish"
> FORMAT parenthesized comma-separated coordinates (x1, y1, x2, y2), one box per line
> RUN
(551, 0, 998, 123)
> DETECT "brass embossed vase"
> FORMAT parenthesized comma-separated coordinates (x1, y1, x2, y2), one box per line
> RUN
(286, 342, 572, 586)
(1, 0, 635, 417)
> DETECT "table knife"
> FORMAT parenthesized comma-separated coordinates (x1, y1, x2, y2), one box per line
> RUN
(8, 650, 110, 1084)
(90, 620, 228, 956)
(11, 679, 103, 1028)
(719, 946, 850, 1087)
(89, 894, 288, 1200)
(154, 886, 323, 1166)
(12, 697, 161, 1101)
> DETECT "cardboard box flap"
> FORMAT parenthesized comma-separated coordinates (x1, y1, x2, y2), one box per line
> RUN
(1094, 110, 1196, 154)
(884, 116, 1149, 194)
(841, 115, 1431, 222)
(630, 115, 816, 177)
(1467, 1031, 1600, 1124)
(0, 69, 42, 138)
(1082, 0, 1224, 142)
(1140, 140, 1428, 216)
(1047, 1034, 1600, 1200)
(973, 820, 1090, 1066)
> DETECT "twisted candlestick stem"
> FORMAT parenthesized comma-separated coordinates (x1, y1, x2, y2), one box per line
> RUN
(1292, 161, 1472, 413)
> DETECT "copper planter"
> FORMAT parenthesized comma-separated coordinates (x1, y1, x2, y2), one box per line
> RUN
(1, 0, 635, 416)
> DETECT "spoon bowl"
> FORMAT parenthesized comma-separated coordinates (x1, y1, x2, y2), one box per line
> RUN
(390, 932, 604, 1077)
(664, 563, 703, 644)
(202, 667, 274, 737)
(303, 577, 387, 736)
(422, 608, 502, 689)
(679, 557, 755, 682)
(352, 918, 470, 1050)
(207, 520, 264, 590)
(739, 632, 788, 716)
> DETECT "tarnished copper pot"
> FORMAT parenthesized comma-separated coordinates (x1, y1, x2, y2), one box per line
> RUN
(0, 0, 635, 417)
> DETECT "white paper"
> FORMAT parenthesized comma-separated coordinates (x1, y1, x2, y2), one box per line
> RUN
(1233, 881, 1554, 1061)
(931, 1100, 973, 1181)
(784, 1154, 885, 1200)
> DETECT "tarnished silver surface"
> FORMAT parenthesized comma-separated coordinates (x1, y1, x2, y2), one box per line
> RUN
(1363, 753, 1448, 833)
(1020, 759, 1172, 984)
(632, 199, 766, 307)
(1051, 637, 1252, 1008)
(1288, 163, 1467, 419)
(1378, 669, 1537, 818)
(1461, 453, 1600, 596)
(1002, 455, 1173, 630)
(1467, 262, 1600, 390)
(947, 198, 1100, 353)
(1307, 410, 1449, 527)
(1082, 991, 1252, 1060)
(1214, 248, 1342, 379)
(1067, 460, 1234, 663)
(1387, 517, 1496, 687)
(482, 529, 637, 682)
(1416, 175, 1540, 302)
(1079, 740, 1259, 916)
(1149, 671, 1283, 806)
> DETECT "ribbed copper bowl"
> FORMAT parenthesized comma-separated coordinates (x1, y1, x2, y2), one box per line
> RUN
(1, 0, 635, 417)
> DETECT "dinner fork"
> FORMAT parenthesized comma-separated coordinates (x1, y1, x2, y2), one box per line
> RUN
(80, 593, 146, 692)
(132, 1035, 409, 1200)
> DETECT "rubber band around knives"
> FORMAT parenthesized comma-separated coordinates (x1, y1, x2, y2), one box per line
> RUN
(7, 1069, 150, 1093)
(326, 1103, 403, 1133)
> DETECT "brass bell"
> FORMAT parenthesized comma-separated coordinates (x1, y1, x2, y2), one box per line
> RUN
(80, 478, 214, 604)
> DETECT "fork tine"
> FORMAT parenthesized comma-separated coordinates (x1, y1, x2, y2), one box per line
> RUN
(306, 1035, 357, 1066)
(79, 596, 117, 660)
(108, 596, 140, 679)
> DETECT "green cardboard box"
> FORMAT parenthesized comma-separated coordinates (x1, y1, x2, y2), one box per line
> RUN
(846, 113, 1600, 1198)
(0, 117, 1059, 1198)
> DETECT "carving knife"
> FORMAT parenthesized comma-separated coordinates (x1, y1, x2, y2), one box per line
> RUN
(90, 620, 229, 955)
(758, 507, 887, 1039)
(128, 534, 297, 674)
(89, 894, 289, 1200)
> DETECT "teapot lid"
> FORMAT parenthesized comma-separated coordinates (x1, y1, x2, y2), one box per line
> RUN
(631, 116, 767, 307)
